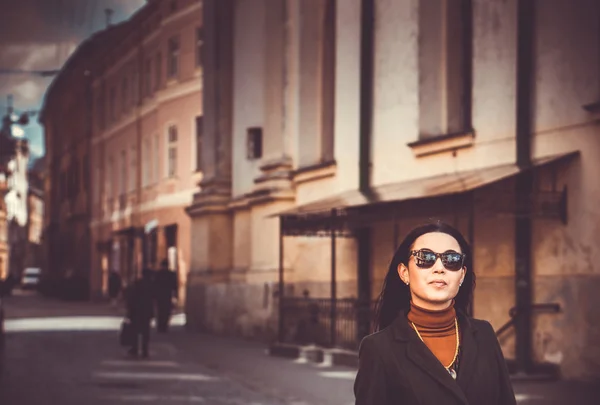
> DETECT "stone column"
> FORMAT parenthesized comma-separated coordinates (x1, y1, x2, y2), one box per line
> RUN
(186, 0, 235, 330)
(198, 0, 234, 193)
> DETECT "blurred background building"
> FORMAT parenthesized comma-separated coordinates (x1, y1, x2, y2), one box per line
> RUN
(184, 0, 599, 381)
(38, 0, 600, 381)
(25, 157, 45, 270)
(0, 97, 35, 286)
(40, 0, 202, 303)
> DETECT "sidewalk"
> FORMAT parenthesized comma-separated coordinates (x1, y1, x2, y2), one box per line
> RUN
(160, 329, 357, 405)
(166, 328, 600, 405)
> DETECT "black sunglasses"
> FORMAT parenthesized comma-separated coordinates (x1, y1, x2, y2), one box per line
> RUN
(409, 249, 466, 271)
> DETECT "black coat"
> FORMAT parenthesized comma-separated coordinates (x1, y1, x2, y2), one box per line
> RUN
(154, 269, 178, 304)
(354, 311, 516, 405)
(126, 278, 155, 323)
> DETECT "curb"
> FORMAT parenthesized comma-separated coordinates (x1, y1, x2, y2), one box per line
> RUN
(268, 342, 358, 368)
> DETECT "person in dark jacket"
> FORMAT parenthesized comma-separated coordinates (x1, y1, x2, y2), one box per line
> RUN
(154, 259, 178, 333)
(354, 220, 516, 405)
(125, 269, 155, 358)
(108, 270, 122, 306)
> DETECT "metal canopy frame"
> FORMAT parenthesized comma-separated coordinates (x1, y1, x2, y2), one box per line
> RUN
(276, 193, 478, 344)
(275, 155, 576, 346)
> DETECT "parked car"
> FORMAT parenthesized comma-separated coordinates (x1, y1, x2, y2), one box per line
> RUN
(21, 268, 41, 290)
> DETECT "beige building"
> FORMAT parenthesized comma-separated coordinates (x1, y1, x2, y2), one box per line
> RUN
(41, 0, 203, 302)
(89, 0, 203, 303)
(25, 161, 45, 270)
(0, 177, 7, 279)
(187, 0, 600, 380)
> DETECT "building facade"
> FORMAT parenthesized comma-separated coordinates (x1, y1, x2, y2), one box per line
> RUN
(25, 159, 45, 270)
(40, 22, 115, 297)
(0, 177, 7, 279)
(41, 0, 203, 302)
(187, 0, 600, 380)
(2, 101, 44, 284)
(0, 132, 31, 284)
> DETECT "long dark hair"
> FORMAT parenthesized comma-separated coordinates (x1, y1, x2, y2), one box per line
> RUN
(373, 220, 476, 332)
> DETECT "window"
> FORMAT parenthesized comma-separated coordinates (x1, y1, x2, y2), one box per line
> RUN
(143, 138, 151, 186)
(94, 164, 101, 203)
(145, 59, 152, 97)
(418, 0, 472, 139)
(109, 86, 117, 122)
(129, 145, 136, 191)
(120, 150, 127, 195)
(82, 156, 89, 194)
(60, 171, 67, 200)
(195, 27, 204, 68)
(167, 125, 178, 177)
(297, 0, 335, 167)
(155, 53, 162, 90)
(195, 116, 203, 171)
(121, 77, 128, 110)
(154, 134, 160, 182)
(168, 36, 180, 78)
(96, 94, 105, 130)
(72, 157, 80, 196)
(246, 127, 263, 160)
(321, 0, 335, 162)
(131, 65, 138, 105)
(107, 156, 114, 197)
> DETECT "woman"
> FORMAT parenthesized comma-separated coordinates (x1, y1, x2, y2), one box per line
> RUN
(354, 221, 516, 405)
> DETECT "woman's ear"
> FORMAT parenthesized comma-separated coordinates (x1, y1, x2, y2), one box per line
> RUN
(460, 266, 467, 286)
(397, 263, 409, 285)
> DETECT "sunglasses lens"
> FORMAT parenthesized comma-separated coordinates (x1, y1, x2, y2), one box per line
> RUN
(412, 250, 464, 270)
(415, 250, 437, 268)
(442, 253, 463, 271)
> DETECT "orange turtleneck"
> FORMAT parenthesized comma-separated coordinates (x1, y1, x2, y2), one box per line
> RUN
(407, 301, 458, 368)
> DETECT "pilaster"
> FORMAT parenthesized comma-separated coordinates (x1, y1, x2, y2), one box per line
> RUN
(186, 0, 235, 290)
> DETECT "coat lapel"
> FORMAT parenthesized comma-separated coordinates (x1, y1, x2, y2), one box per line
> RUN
(392, 312, 471, 405)
(456, 311, 479, 391)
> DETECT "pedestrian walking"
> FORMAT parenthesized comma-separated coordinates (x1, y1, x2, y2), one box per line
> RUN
(154, 259, 178, 333)
(354, 220, 516, 405)
(108, 270, 122, 306)
(125, 269, 155, 358)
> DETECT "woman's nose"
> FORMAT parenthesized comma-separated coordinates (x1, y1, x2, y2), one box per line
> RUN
(432, 258, 445, 272)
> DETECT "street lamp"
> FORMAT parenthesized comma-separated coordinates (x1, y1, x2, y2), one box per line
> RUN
(11, 125, 25, 139)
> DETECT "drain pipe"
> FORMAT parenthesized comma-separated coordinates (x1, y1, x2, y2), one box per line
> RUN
(356, 0, 375, 341)
(514, 0, 535, 374)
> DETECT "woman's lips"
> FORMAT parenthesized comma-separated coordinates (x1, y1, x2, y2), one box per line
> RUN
(429, 281, 447, 288)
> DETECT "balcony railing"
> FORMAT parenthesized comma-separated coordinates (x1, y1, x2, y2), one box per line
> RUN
(280, 297, 378, 350)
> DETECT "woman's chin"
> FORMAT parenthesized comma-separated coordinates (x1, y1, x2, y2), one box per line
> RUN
(420, 294, 454, 308)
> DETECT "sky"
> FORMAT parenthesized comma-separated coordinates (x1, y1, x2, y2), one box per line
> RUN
(0, 0, 146, 163)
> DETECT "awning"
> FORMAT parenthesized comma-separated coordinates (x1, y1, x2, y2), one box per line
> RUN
(277, 152, 579, 218)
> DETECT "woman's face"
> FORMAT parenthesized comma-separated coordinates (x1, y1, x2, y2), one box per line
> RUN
(398, 232, 466, 311)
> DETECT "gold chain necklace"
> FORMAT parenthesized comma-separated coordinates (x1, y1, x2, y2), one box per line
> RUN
(411, 317, 460, 378)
